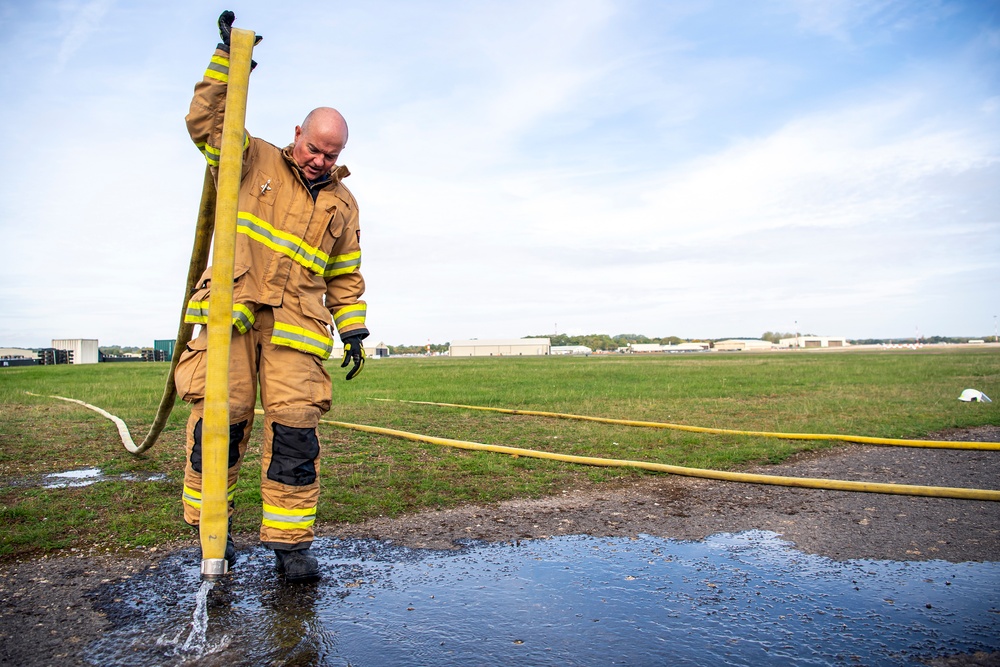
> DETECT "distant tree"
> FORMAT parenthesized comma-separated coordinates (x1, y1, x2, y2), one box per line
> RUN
(761, 331, 797, 343)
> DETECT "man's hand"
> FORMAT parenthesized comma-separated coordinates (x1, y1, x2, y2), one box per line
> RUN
(340, 335, 367, 381)
(217, 10, 262, 53)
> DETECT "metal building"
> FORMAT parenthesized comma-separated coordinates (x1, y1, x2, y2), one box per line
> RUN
(778, 336, 848, 349)
(51, 339, 100, 365)
(714, 339, 776, 352)
(449, 338, 551, 357)
(551, 345, 592, 356)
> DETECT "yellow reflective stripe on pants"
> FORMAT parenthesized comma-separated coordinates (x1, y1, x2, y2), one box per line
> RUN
(272, 322, 334, 359)
(182, 485, 202, 509)
(334, 303, 367, 331)
(182, 482, 236, 509)
(262, 502, 316, 530)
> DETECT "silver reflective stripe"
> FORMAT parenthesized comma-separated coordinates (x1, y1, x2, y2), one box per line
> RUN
(272, 322, 334, 359)
(262, 509, 315, 524)
(325, 254, 361, 276)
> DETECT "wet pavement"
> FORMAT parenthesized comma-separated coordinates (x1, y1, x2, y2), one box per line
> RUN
(83, 530, 999, 666)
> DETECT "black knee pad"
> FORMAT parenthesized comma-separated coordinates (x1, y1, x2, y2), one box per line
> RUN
(266, 423, 320, 486)
(190, 418, 248, 473)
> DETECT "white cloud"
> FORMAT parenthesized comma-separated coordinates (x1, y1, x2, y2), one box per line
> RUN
(54, 0, 115, 71)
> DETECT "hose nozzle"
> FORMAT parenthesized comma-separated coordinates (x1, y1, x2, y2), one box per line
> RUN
(200, 558, 229, 580)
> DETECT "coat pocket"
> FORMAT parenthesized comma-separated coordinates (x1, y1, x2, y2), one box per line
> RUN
(173, 334, 209, 403)
(248, 169, 280, 206)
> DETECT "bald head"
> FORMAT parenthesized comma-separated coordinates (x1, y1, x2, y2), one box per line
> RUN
(291, 107, 349, 181)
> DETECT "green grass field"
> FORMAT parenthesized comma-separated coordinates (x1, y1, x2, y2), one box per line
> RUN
(0, 348, 997, 561)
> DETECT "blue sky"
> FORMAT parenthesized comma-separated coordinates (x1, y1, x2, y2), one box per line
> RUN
(0, 0, 997, 348)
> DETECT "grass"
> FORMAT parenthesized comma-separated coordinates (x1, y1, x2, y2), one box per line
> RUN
(0, 348, 997, 561)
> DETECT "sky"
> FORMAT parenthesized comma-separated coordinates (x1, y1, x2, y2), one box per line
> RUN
(0, 0, 998, 348)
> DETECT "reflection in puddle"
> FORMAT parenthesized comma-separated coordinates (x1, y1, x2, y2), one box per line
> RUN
(85, 531, 999, 666)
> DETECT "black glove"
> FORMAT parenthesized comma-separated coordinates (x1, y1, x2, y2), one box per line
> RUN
(217, 10, 262, 54)
(340, 335, 367, 381)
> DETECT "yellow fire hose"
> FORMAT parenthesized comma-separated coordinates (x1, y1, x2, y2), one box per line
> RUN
(124, 168, 217, 455)
(378, 399, 1000, 451)
(199, 27, 256, 579)
(299, 412, 1000, 502)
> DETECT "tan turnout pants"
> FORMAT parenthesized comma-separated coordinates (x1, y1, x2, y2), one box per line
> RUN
(174, 307, 332, 549)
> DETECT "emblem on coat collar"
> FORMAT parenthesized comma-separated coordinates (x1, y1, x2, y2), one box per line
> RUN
(260, 179, 272, 195)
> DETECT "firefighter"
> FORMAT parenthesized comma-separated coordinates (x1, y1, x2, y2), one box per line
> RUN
(173, 11, 369, 583)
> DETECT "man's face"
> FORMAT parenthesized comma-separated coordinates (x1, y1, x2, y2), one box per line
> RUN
(291, 125, 345, 181)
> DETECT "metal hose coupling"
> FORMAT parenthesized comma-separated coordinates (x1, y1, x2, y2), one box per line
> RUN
(200, 558, 229, 580)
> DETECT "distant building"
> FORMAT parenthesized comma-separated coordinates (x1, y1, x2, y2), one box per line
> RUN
(551, 345, 592, 356)
(714, 339, 776, 352)
(154, 339, 176, 361)
(628, 343, 664, 354)
(662, 343, 710, 353)
(37, 348, 72, 365)
(449, 338, 551, 357)
(52, 339, 99, 364)
(374, 342, 390, 358)
(141, 348, 168, 362)
(0, 348, 37, 367)
(778, 336, 848, 349)
(626, 342, 709, 354)
(0, 347, 36, 360)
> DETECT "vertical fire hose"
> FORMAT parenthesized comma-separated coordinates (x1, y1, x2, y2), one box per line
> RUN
(200, 27, 256, 580)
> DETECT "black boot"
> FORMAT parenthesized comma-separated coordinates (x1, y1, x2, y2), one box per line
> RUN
(224, 533, 236, 570)
(274, 548, 320, 583)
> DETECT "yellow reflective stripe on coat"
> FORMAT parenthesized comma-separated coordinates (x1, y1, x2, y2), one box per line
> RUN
(261, 502, 316, 530)
(271, 322, 334, 359)
(205, 54, 230, 83)
(182, 482, 236, 509)
(195, 133, 249, 167)
(237, 211, 361, 278)
(195, 141, 220, 167)
(333, 303, 367, 331)
(185, 300, 256, 333)
(325, 250, 362, 277)
(232, 304, 254, 334)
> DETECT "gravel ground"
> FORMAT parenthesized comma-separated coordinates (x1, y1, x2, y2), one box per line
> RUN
(1, 426, 998, 666)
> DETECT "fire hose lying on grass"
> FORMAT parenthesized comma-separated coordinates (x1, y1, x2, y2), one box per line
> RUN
(25, 387, 1000, 502)
(309, 410, 1000, 503)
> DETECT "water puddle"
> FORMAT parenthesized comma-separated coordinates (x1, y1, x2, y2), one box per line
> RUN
(85, 531, 999, 666)
(4, 468, 169, 489)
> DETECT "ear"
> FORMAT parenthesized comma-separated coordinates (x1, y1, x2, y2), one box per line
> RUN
(293, 125, 303, 143)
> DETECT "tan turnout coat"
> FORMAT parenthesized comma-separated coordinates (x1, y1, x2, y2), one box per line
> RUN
(184, 47, 368, 359)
